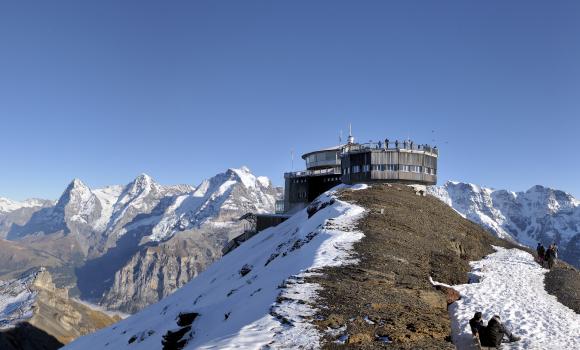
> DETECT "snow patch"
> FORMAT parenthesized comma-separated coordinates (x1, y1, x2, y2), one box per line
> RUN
(448, 247, 580, 349)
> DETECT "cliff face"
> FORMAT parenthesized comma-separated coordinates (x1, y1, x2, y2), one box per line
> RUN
(100, 230, 223, 313)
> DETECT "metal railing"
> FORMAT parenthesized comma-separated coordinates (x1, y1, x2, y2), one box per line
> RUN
(344, 141, 438, 155)
(284, 167, 342, 178)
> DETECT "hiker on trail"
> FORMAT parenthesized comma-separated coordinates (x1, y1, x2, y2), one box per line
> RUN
(536, 243, 545, 265)
(546, 244, 556, 269)
(480, 315, 521, 348)
(469, 311, 485, 339)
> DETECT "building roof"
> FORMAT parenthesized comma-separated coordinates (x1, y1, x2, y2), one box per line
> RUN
(301, 145, 344, 159)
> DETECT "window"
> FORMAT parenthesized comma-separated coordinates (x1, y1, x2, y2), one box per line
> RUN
(408, 165, 421, 173)
(352, 165, 360, 173)
(387, 164, 397, 171)
(362, 164, 370, 172)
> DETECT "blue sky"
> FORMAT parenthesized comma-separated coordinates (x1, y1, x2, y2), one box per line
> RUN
(1, 0, 579, 200)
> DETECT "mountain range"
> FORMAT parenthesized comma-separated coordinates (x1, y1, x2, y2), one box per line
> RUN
(429, 181, 580, 268)
(0, 167, 281, 313)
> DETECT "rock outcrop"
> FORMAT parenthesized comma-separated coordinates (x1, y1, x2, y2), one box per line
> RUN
(0, 268, 120, 348)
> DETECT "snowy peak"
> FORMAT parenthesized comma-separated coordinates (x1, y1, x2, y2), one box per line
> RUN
(148, 168, 279, 242)
(56, 179, 93, 209)
(122, 173, 158, 198)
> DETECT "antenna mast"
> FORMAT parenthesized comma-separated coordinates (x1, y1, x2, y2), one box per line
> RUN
(347, 123, 355, 144)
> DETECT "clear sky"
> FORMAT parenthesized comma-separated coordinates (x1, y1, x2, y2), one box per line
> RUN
(1, 0, 579, 200)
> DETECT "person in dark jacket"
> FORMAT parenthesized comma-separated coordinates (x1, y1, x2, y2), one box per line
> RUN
(537, 243, 545, 265)
(546, 245, 555, 269)
(469, 312, 485, 338)
(480, 315, 520, 348)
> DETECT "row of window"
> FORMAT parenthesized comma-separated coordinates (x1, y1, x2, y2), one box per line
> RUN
(322, 177, 341, 183)
(292, 178, 307, 184)
(344, 165, 437, 175)
(297, 191, 308, 199)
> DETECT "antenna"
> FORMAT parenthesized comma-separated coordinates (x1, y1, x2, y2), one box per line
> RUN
(339, 130, 343, 144)
(347, 123, 355, 144)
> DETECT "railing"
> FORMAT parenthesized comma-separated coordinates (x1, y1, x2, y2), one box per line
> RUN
(284, 167, 342, 178)
(344, 141, 438, 155)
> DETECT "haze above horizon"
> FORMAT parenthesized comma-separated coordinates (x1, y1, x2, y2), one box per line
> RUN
(1, 0, 579, 200)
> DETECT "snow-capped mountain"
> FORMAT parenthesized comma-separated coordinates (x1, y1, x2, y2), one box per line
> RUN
(429, 181, 580, 267)
(149, 167, 278, 242)
(1, 167, 281, 313)
(62, 186, 366, 350)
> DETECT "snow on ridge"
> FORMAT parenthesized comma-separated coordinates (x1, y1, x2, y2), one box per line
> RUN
(0, 197, 51, 213)
(0, 271, 39, 329)
(63, 185, 366, 350)
(448, 247, 580, 349)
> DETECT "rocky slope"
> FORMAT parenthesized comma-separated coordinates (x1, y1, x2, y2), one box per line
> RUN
(428, 181, 580, 268)
(1, 167, 280, 313)
(0, 268, 120, 349)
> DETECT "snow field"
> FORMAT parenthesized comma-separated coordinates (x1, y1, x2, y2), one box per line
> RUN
(448, 247, 580, 350)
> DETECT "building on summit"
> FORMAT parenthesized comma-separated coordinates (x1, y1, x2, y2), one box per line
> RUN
(225, 128, 440, 254)
(281, 129, 438, 214)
